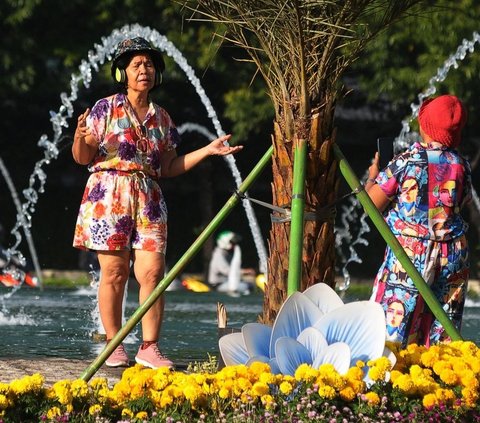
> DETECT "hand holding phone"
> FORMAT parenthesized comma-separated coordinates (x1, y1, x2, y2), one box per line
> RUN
(377, 137, 394, 169)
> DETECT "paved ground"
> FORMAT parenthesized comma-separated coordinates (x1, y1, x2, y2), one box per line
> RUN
(0, 358, 191, 387)
(0, 358, 127, 386)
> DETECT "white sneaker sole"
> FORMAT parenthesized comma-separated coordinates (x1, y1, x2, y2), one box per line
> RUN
(105, 360, 129, 368)
(135, 356, 173, 369)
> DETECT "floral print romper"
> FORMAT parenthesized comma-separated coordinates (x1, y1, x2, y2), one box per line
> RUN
(73, 93, 180, 254)
(371, 142, 472, 347)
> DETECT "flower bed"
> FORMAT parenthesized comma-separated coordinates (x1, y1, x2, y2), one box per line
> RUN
(0, 341, 479, 422)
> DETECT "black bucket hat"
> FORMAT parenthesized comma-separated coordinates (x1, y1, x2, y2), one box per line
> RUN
(112, 37, 165, 73)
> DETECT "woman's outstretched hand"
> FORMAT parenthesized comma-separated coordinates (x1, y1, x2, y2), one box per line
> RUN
(368, 152, 381, 181)
(207, 134, 243, 156)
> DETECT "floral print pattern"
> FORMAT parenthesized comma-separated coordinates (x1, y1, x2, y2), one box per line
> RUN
(371, 142, 472, 347)
(73, 94, 178, 253)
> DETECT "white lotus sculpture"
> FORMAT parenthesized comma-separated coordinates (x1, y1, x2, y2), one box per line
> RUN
(219, 283, 392, 376)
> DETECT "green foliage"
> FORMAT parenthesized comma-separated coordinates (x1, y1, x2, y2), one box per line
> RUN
(351, 0, 480, 115)
(186, 353, 219, 373)
(224, 85, 274, 142)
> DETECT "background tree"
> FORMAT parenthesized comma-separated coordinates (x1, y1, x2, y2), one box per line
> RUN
(182, 0, 424, 324)
(2, 0, 479, 285)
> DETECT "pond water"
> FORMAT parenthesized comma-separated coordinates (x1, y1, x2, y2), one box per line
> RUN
(0, 286, 479, 362)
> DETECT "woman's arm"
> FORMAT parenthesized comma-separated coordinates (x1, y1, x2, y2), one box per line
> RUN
(160, 134, 243, 178)
(72, 108, 98, 165)
(365, 152, 391, 213)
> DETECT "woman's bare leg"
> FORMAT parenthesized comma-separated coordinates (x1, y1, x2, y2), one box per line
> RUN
(97, 250, 131, 340)
(132, 250, 165, 341)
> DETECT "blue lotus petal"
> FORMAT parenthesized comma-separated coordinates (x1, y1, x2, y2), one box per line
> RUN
(303, 283, 344, 313)
(313, 342, 351, 374)
(275, 336, 313, 376)
(297, 326, 328, 358)
(270, 292, 324, 357)
(313, 301, 386, 366)
(219, 332, 249, 366)
(242, 323, 272, 358)
(268, 357, 282, 375)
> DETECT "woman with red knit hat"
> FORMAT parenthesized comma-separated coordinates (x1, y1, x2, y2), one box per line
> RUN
(365, 94, 472, 347)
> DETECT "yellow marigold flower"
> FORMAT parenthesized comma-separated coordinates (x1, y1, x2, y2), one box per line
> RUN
(461, 373, 479, 390)
(279, 381, 293, 396)
(47, 406, 62, 419)
(249, 361, 271, 376)
(252, 381, 270, 397)
(160, 391, 173, 408)
(8, 378, 28, 395)
(389, 370, 402, 384)
(423, 393, 437, 408)
(136, 411, 149, 420)
(364, 391, 380, 406)
(435, 388, 455, 404)
(194, 374, 206, 385)
(234, 365, 250, 379)
(261, 394, 275, 409)
(346, 366, 364, 381)
(90, 378, 108, 391)
(71, 379, 89, 398)
(409, 364, 424, 379)
(294, 363, 317, 382)
(432, 361, 448, 376)
(184, 384, 203, 403)
(51, 381, 73, 405)
(218, 387, 230, 399)
(452, 360, 468, 375)
(88, 404, 102, 415)
(152, 372, 170, 391)
(28, 374, 45, 391)
(356, 360, 366, 368)
(339, 386, 356, 402)
(318, 385, 336, 399)
(461, 387, 479, 408)
(0, 383, 9, 394)
(393, 374, 414, 393)
(122, 408, 134, 418)
(439, 368, 458, 385)
(458, 341, 478, 356)
(420, 348, 438, 368)
(259, 372, 275, 385)
(368, 367, 383, 382)
(347, 379, 365, 395)
(235, 377, 252, 394)
(0, 394, 8, 410)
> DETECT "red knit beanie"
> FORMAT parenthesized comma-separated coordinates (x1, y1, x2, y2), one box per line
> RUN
(418, 94, 467, 148)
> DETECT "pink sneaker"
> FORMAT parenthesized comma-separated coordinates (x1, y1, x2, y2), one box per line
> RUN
(135, 344, 173, 369)
(105, 344, 129, 367)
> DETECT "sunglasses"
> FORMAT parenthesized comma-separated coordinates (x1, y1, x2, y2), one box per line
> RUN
(136, 124, 149, 153)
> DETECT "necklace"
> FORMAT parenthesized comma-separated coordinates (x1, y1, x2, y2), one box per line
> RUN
(125, 96, 151, 155)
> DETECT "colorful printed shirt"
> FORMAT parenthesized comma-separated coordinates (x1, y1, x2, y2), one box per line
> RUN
(86, 93, 180, 178)
(376, 142, 472, 241)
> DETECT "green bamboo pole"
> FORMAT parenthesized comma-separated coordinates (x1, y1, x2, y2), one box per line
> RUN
(333, 143, 462, 341)
(80, 145, 274, 381)
(287, 139, 307, 295)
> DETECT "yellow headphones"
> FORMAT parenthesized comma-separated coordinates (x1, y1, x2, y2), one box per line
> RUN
(113, 67, 162, 86)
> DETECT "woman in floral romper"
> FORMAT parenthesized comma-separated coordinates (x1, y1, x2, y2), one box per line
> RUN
(366, 95, 471, 347)
(72, 37, 242, 368)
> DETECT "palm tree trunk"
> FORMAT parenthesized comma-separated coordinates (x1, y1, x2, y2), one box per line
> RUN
(262, 109, 339, 324)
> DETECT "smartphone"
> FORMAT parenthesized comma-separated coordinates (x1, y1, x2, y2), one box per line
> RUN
(377, 137, 394, 169)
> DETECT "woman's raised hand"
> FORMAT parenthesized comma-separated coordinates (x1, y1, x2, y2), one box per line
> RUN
(207, 134, 243, 156)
